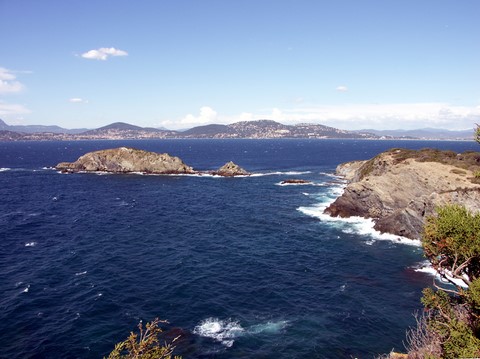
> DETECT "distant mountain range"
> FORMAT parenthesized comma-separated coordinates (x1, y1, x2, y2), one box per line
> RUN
(0, 119, 87, 134)
(0, 118, 474, 141)
(357, 128, 474, 140)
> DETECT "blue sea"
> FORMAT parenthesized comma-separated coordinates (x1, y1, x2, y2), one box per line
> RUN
(0, 139, 478, 359)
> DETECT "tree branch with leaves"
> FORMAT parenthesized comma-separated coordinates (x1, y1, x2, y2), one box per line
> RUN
(105, 318, 182, 359)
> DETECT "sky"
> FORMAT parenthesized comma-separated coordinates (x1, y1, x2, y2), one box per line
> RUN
(0, 0, 479, 131)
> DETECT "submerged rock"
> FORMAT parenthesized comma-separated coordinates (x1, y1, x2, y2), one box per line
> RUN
(56, 147, 195, 174)
(324, 148, 480, 239)
(213, 161, 250, 177)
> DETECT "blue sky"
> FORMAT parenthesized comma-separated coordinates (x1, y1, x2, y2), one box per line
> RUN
(0, 0, 479, 130)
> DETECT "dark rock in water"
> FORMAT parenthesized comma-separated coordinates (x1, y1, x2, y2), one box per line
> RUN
(324, 148, 480, 239)
(280, 179, 312, 185)
(213, 161, 250, 177)
(56, 147, 195, 174)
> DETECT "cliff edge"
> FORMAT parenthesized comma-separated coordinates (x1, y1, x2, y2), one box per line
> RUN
(324, 148, 480, 239)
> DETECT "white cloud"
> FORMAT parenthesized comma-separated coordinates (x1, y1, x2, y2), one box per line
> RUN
(81, 47, 128, 60)
(180, 106, 218, 126)
(69, 98, 88, 103)
(0, 67, 24, 94)
(336, 85, 348, 92)
(158, 103, 480, 131)
(0, 101, 31, 116)
(256, 103, 480, 130)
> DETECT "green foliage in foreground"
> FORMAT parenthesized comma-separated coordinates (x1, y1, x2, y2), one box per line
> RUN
(105, 318, 182, 359)
(423, 204, 480, 290)
(405, 205, 480, 358)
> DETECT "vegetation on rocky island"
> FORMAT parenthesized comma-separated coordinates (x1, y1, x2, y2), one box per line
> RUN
(358, 148, 480, 182)
(399, 127, 480, 358)
(408, 205, 480, 358)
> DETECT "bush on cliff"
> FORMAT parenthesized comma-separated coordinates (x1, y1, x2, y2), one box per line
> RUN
(405, 205, 480, 358)
(105, 318, 182, 359)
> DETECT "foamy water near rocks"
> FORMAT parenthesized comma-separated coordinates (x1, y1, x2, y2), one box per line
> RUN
(325, 148, 480, 239)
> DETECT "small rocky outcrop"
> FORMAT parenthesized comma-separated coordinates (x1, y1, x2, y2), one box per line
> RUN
(280, 179, 312, 185)
(213, 161, 250, 177)
(324, 148, 480, 239)
(56, 147, 195, 174)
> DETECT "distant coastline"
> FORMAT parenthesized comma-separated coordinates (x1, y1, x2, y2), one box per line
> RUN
(0, 118, 474, 141)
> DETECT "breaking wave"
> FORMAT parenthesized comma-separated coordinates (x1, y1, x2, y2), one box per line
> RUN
(414, 261, 468, 288)
(193, 317, 288, 348)
(297, 184, 421, 247)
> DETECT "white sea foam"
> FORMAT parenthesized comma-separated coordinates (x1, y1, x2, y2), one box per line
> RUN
(193, 318, 289, 347)
(247, 320, 288, 334)
(0, 167, 11, 172)
(193, 318, 244, 347)
(298, 183, 421, 247)
(250, 170, 312, 177)
(414, 261, 468, 288)
(318, 171, 343, 179)
(75, 271, 87, 276)
(25, 242, 36, 247)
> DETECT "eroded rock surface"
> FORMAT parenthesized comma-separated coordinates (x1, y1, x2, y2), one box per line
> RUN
(56, 147, 195, 174)
(324, 148, 480, 239)
(56, 147, 251, 178)
(213, 161, 250, 176)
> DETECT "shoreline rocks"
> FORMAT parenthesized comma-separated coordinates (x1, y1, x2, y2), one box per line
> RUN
(280, 179, 312, 185)
(56, 147, 250, 177)
(324, 148, 480, 239)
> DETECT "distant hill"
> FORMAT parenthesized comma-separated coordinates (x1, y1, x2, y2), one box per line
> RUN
(0, 118, 475, 141)
(0, 118, 87, 134)
(79, 122, 177, 139)
(181, 124, 232, 136)
(181, 120, 375, 139)
(357, 128, 474, 140)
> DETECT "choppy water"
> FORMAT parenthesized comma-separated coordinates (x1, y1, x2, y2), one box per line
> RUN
(0, 139, 477, 358)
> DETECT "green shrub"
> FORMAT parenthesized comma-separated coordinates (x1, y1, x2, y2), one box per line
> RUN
(105, 318, 182, 359)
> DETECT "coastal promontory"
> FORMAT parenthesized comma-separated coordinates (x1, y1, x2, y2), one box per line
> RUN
(325, 148, 480, 239)
(56, 147, 249, 177)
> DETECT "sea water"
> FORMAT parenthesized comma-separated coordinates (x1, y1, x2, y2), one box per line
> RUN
(0, 139, 477, 358)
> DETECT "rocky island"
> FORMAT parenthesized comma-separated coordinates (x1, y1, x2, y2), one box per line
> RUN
(56, 147, 250, 176)
(325, 148, 480, 239)
(212, 161, 250, 177)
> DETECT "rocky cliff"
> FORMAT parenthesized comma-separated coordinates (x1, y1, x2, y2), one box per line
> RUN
(324, 148, 480, 239)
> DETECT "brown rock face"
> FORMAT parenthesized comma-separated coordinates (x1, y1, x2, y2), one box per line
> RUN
(56, 147, 195, 174)
(324, 148, 480, 239)
(213, 161, 250, 177)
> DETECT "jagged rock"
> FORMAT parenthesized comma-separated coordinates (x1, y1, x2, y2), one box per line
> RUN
(56, 147, 195, 174)
(213, 161, 250, 177)
(324, 148, 480, 239)
(280, 179, 312, 185)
